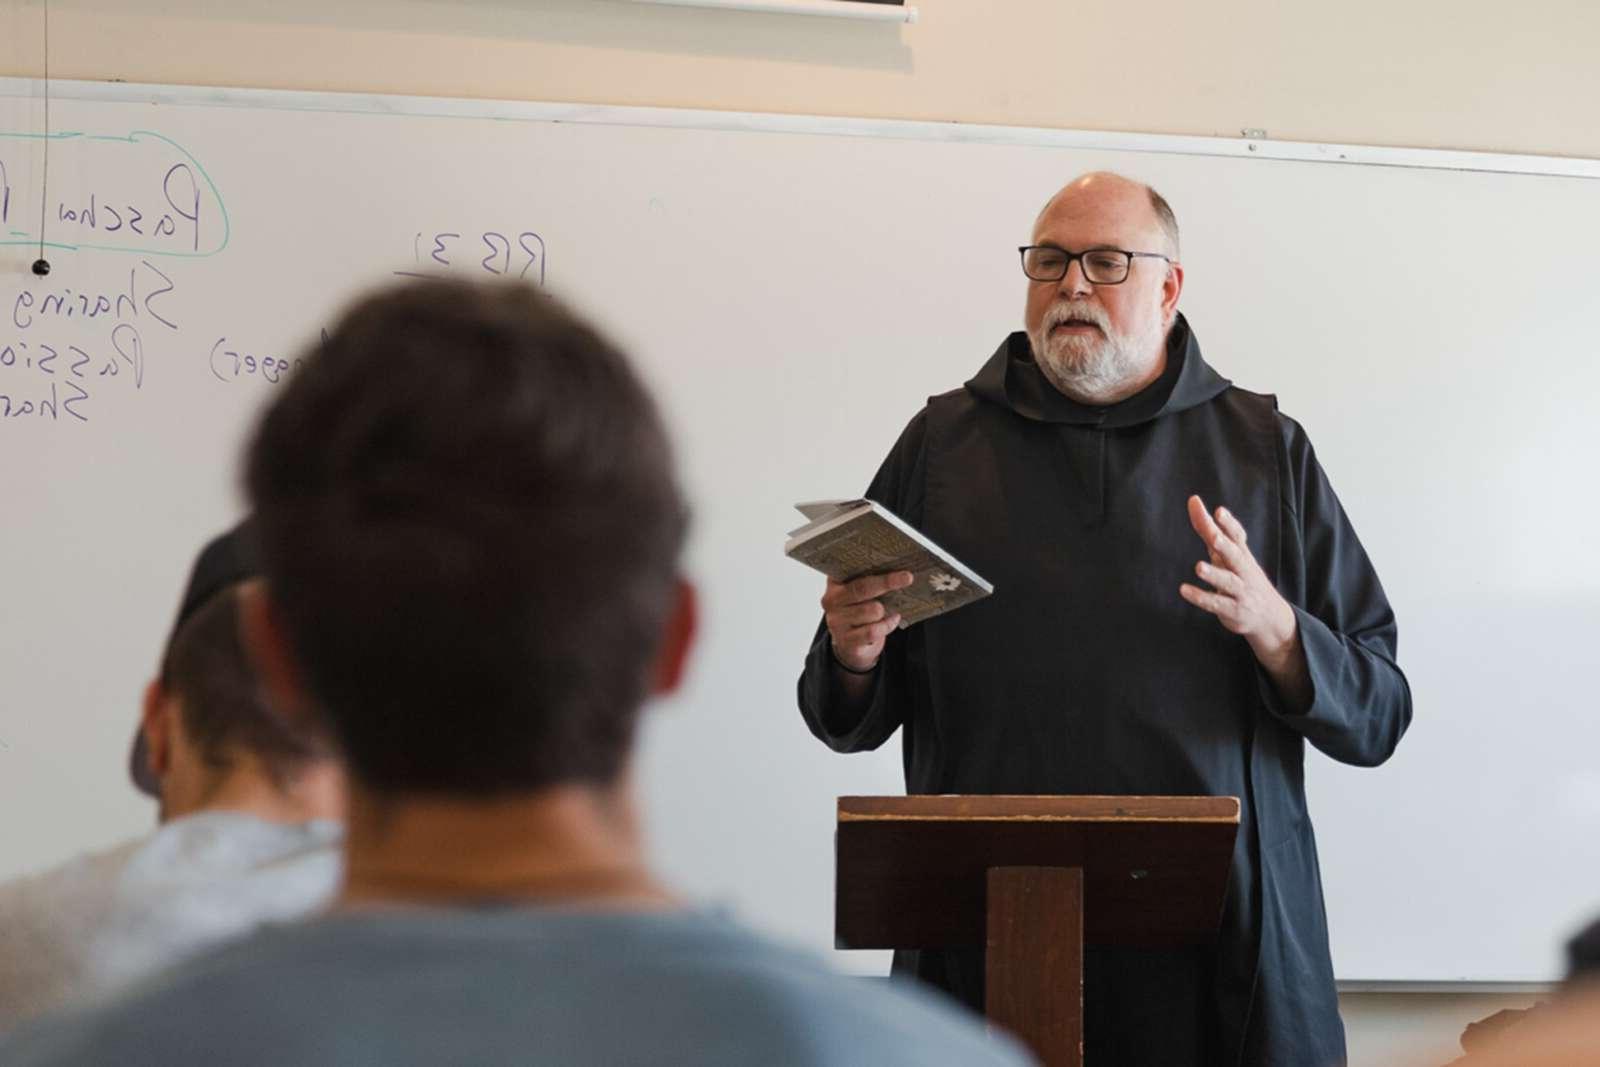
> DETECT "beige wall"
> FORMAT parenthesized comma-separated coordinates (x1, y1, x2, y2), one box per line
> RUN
(2, 0, 1599, 159)
(0, 1, 1586, 1063)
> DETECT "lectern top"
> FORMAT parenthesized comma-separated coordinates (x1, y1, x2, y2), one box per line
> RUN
(838, 795, 1239, 824)
(835, 794, 1240, 951)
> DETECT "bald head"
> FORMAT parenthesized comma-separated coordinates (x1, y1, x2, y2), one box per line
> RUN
(1034, 172, 1180, 260)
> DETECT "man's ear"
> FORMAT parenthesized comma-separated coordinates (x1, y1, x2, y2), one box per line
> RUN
(650, 578, 698, 698)
(236, 578, 319, 735)
(140, 677, 175, 780)
(1161, 261, 1185, 324)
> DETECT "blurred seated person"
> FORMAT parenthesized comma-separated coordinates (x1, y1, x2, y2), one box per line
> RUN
(0, 524, 343, 1030)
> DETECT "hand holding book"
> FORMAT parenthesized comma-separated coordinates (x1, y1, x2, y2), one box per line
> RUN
(820, 570, 915, 672)
(785, 499, 994, 674)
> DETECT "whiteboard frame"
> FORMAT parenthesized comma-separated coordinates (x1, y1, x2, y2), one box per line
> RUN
(1339, 981, 1554, 995)
(4, 76, 1596, 994)
(1, 78, 1597, 182)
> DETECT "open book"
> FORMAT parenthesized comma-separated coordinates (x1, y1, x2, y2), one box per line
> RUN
(784, 499, 994, 627)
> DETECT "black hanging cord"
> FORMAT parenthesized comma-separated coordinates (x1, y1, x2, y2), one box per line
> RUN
(32, 0, 51, 277)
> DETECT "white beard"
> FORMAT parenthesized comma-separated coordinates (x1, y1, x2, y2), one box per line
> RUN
(1029, 299, 1169, 405)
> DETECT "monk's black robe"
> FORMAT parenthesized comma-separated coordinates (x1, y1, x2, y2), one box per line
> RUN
(798, 315, 1411, 1067)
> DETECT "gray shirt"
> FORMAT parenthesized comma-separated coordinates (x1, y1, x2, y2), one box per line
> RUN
(0, 906, 1033, 1066)
(0, 811, 341, 1031)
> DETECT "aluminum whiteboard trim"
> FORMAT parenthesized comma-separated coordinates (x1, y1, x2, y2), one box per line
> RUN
(624, 0, 918, 22)
(1338, 980, 1557, 995)
(2, 78, 1596, 181)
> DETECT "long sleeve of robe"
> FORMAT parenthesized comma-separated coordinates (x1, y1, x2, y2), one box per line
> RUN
(797, 315, 1411, 1067)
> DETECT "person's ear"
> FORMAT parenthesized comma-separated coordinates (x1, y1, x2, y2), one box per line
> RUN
(236, 578, 320, 735)
(650, 578, 698, 697)
(1161, 260, 1185, 324)
(140, 677, 175, 780)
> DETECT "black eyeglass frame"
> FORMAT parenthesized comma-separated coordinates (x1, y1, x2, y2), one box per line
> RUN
(1017, 245, 1172, 285)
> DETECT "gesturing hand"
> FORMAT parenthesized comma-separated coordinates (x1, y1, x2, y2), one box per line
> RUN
(822, 571, 914, 673)
(1178, 495, 1297, 665)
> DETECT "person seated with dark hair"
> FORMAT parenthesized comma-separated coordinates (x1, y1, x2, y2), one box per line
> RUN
(0, 525, 343, 1031)
(0, 279, 1030, 1066)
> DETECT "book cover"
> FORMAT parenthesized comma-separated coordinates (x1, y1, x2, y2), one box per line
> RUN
(784, 499, 993, 626)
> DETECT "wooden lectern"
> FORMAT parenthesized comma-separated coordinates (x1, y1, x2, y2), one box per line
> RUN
(835, 795, 1239, 1067)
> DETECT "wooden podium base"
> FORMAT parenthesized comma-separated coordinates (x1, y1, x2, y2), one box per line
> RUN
(986, 866, 1085, 1067)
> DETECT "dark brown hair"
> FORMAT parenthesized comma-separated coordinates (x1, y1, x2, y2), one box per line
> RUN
(162, 585, 327, 787)
(244, 279, 688, 796)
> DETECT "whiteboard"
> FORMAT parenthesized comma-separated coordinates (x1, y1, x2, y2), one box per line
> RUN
(2, 79, 1597, 985)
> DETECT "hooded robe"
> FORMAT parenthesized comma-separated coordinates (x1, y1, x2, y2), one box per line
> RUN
(798, 314, 1411, 1067)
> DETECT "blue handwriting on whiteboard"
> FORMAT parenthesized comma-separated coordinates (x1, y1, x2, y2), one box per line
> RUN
(0, 322, 145, 424)
(12, 260, 179, 332)
(395, 230, 546, 285)
(208, 335, 304, 386)
(55, 163, 202, 252)
(0, 130, 230, 258)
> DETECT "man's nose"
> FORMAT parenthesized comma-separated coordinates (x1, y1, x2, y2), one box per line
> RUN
(1058, 258, 1094, 298)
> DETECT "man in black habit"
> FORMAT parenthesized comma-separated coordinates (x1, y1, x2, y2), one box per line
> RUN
(796, 172, 1412, 1066)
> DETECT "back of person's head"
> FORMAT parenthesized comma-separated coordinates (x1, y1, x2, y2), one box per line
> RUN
(244, 279, 689, 798)
(132, 521, 336, 812)
(161, 583, 328, 789)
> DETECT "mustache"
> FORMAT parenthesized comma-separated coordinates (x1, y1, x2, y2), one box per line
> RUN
(1043, 301, 1110, 334)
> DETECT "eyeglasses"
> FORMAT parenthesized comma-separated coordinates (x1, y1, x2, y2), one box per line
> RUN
(1018, 245, 1171, 285)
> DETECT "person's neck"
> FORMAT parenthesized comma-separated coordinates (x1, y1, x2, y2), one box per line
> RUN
(161, 757, 344, 826)
(338, 780, 675, 911)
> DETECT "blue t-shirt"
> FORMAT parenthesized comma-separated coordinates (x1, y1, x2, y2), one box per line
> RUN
(0, 906, 1033, 1066)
